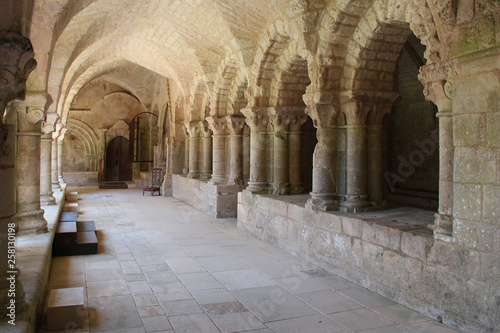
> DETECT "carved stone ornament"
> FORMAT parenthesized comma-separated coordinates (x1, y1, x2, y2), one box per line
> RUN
(443, 81, 454, 100)
(42, 122, 55, 134)
(26, 108, 45, 124)
(0, 36, 37, 116)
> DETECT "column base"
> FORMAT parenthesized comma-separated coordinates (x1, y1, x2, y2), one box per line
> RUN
(272, 182, 289, 195)
(16, 210, 47, 235)
(187, 172, 200, 179)
(182, 168, 189, 175)
(0, 269, 25, 320)
(227, 177, 244, 186)
(245, 182, 268, 194)
(200, 172, 212, 180)
(340, 195, 370, 213)
(40, 191, 56, 206)
(306, 192, 339, 211)
(52, 182, 61, 191)
(210, 175, 226, 185)
(432, 213, 453, 242)
(289, 183, 304, 195)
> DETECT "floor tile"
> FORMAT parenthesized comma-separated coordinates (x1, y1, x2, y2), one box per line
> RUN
(167, 314, 220, 333)
(88, 295, 142, 331)
(329, 308, 396, 332)
(297, 289, 364, 314)
(159, 299, 204, 316)
(177, 272, 224, 291)
(211, 312, 267, 333)
(196, 255, 250, 272)
(141, 316, 172, 332)
(212, 268, 276, 290)
(232, 285, 318, 323)
(87, 279, 130, 298)
(339, 287, 397, 308)
(373, 304, 432, 325)
(266, 313, 349, 333)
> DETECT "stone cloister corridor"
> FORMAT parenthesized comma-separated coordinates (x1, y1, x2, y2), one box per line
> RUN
(0, 0, 499, 332)
(45, 188, 459, 333)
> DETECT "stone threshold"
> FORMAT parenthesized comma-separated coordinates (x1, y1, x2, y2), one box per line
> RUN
(0, 185, 67, 332)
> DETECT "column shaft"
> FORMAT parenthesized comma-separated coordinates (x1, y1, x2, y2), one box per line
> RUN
(40, 135, 55, 205)
(243, 111, 269, 193)
(227, 117, 245, 185)
(306, 126, 338, 210)
(15, 107, 47, 234)
(207, 117, 227, 184)
(367, 125, 385, 207)
(200, 129, 212, 179)
(51, 139, 60, 191)
(271, 115, 289, 195)
(187, 136, 200, 179)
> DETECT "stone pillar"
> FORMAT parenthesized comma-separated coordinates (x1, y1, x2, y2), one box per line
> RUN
(270, 114, 290, 195)
(40, 112, 58, 205)
(226, 116, 245, 185)
(0, 35, 36, 318)
(182, 127, 189, 175)
(304, 97, 339, 211)
(40, 134, 55, 206)
(51, 133, 60, 191)
(289, 116, 308, 194)
(207, 117, 227, 184)
(200, 122, 212, 179)
(242, 108, 269, 193)
(57, 132, 66, 185)
(185, 121, 201, 179)
(340, 100, 370, 213)
(366, 104, 393, 209)
(14, 93, 51, 234)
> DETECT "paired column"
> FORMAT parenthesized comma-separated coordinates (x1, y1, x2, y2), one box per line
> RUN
(182, 127, 189, 175)
(304, 97, 339, 211)
(242, 108, 269, 193)
(185, 122, 202, 179)
(289, 116, 308, 194)
(14, 93, 51, 234)
(226, 116, 245, 185)
(40, 113, 59, 206)
(340, 100, 370, 213)
(200, 123, 212, 179)
(207, 117, 227, 184)
(51, 132, 61, 192)
(270, 114, 291, 195)
(57, 130, 66, 185)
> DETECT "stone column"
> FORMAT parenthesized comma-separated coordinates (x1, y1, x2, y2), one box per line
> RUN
(40, 112, 58, 205)
(14, 93, 51, 234)
(242, 108, 269, 193)
(289, 115, 308, 194)
(366, 104, 393, 209)
(207, 117, 227, 184)
(182, 127, 189, 175)
(340, 100, 370, 213)
(270, 114, 290, 195)
(40, 133, 55, 206)
(51, 132, 61, 191)
(304, 98, 339, 211)
(226, 116, 245, 185)
(57, 131, 66, 185)
(185, 121, 201, 179)
(0, 35, 36, 319)
(200, 122, 212, 179)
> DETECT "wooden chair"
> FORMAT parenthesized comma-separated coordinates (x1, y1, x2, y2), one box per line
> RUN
(143, 168, 162, 196)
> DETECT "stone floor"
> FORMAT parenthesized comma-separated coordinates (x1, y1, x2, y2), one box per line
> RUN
(41, 188, 459, 333)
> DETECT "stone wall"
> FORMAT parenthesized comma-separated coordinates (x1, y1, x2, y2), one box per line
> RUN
(237, 192, 498, 332)
(172, 175, 243, 218)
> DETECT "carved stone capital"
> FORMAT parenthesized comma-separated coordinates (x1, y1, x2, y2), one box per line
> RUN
(0, 35, 37, 117)
(185, 121, 203, 137)
(241, 107, 269, 132)
(304, 91, 339, 128)
(340, 91, 398, 126)
(225, 116, 246, 135)
(206, 116, 227, 135)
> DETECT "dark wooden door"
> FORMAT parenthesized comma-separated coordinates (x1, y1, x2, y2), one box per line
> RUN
(105, 136, 132, 181)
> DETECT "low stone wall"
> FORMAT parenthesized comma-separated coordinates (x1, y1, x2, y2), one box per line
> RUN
(0, 186, 66, 332)
(172, 175, 242, 218)
(237, 191, 496, 333)
(62, 172, 98, 186)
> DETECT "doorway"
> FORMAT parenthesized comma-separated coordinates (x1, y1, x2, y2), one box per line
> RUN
(105, 136, 132, 181)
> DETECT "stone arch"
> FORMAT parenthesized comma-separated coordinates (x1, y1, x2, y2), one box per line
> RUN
(65, 118, 99, 171)
(247, 20, 292, 107)
(186, 75, 210, 122)
(228, 71, 249, 116)
(212, 56, 241, 117)
(270, 40, 312, 107)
